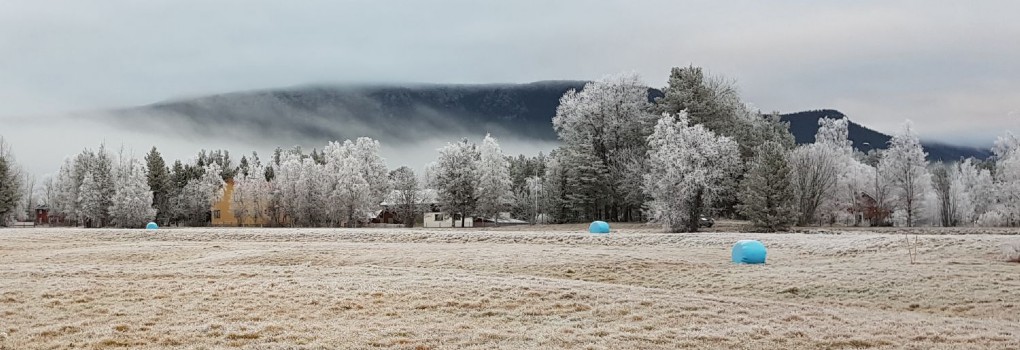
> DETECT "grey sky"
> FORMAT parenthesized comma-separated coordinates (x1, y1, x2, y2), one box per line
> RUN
(2, 0, 1018, 146)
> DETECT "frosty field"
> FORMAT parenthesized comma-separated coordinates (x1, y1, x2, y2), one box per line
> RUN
(1, 226, 1019, 349)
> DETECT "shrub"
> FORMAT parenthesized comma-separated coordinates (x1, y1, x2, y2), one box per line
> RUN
(977, 211, 1007, 227)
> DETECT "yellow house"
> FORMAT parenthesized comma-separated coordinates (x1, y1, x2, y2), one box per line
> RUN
(211, 179, 268, 226)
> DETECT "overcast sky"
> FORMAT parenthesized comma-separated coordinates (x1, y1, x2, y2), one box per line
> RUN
(2, 0, 1018, 146)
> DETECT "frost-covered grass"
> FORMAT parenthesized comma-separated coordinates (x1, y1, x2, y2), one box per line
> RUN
(1, 226, 1018, 349)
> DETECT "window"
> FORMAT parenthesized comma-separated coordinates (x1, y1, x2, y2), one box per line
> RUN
(213, 210, 221, 219)
(434, 214, 444, 221)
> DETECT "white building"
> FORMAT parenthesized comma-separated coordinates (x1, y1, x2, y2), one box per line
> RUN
(423, 212, 473, 228)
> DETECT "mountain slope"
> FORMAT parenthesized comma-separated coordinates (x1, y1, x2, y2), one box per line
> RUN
(109, 83, 989, 161)
(780, 109, 993, 161)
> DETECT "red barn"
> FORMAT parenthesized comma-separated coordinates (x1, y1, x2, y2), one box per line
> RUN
(35, 205, 49, 226)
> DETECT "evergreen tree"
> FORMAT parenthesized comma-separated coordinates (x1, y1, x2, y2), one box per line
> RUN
(541, 152, 569, 223)
(0, 137, 23, 225)
(738, 141, 797, 232)
(657, 66, 793, 160)
(238, 155, 250, 177)
(93, 144, 116, 226)
(144, 147, 172, 224)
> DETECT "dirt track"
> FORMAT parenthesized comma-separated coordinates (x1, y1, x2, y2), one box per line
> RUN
(1, 227, 1018, 349)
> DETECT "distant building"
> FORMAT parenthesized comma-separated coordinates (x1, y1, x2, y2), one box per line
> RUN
(210, 179, 269, 227)
(34, 205, 49, 226)
(378, 189, 440, 227)
(852, 192, 892, 227)
(424, 212, 474, 228)
(474, 212, 529, 227)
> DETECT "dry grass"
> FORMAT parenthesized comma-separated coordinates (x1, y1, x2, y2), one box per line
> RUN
(1, 226, 1018, 349)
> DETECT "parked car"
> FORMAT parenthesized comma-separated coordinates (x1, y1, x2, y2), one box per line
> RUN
(699, 216, 714, 228)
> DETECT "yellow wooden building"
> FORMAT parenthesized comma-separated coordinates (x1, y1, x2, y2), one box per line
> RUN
(211, 179, 268, 226)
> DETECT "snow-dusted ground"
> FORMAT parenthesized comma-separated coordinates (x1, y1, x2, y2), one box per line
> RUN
(1, 226, 1018, 349)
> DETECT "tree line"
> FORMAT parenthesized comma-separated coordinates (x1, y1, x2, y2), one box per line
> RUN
(2, 66, 1019, 231)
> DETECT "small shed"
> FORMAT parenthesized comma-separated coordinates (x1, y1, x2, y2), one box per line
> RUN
(34, 205, 49, 226)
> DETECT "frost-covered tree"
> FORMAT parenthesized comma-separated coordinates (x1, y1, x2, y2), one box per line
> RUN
(476, 134, 512, 222)
(172, 163, 226, 226)
(331, 156, 372, 227)
(952, 158, 994, 225)
(388, 166, 420, 228)
(789, 144, 841, 225)
(810, 117, 875, 225)
(540, 152, 569, 223)
(434, 139, 480, 227)
(320, 139, 385, 227)
(346, 138, 390, 207)
(553, 73, 658, 221)
(234, 157, 270, 227)
(109, 159, 157, 227)
(51, 158, 79, 225)
(508, 153, 546, 193)
(78, 171, 104, 227)
(880, 121, 931, 227)
(272, 150, 305, 226)
(92, 145, 116, 226)
(0, 136, 24, 225)
(657, 66, 794, 161)
(990, 132, 1020, 226)
(738, 141, 797, 232)
(930, 163, 957, 227)
(230, 174, 251, 226)
(644, 112, 740, 233)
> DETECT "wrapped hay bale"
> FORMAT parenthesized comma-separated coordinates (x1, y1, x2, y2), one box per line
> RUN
(1002, 242, 1020, 263)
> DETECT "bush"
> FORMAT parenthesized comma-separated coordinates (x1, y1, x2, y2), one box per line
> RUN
(977, 211, 1007, 227)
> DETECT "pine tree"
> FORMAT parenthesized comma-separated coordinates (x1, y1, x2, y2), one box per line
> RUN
(541, 152, 569, 223)
(0, 136, 23, 225)
(93, 145, 115, 226)
(145, 147, 172, 224)
(738, 141, 798, 232)
(657, 66, 793, 161)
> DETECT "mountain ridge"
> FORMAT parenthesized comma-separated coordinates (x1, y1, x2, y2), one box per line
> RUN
(110, 82, 990, 161)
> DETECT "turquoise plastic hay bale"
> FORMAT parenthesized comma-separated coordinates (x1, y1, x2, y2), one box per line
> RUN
(732, 240, 767, 264)
(588, 221, 610, 234)
(145, 222, 159, 231)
